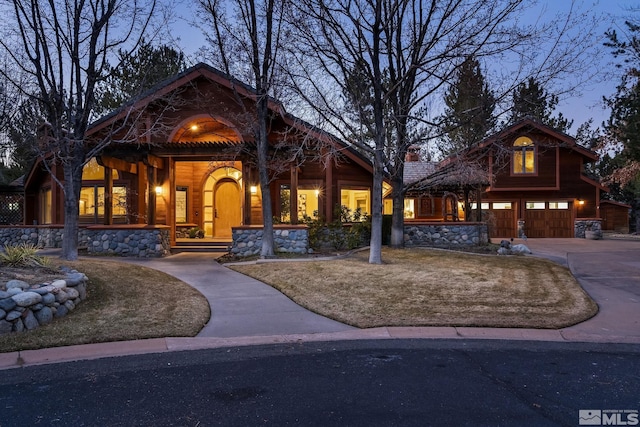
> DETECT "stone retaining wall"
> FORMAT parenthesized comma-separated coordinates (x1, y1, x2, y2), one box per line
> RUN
(575, 219, 603, 239)
(231, 226, 309, 257)
(403, 222, 489, 247)
(0, 268, 88, 334)
(0, 226, 170, 257)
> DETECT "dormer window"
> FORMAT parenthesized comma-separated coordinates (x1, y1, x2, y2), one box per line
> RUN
(512, 136, 535, 174)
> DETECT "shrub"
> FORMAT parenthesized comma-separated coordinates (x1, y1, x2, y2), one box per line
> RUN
(188, 227, 205, 238)
(0, 243, 51, 267)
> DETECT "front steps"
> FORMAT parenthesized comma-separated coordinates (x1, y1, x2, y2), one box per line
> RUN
(171, 239, 232, 254)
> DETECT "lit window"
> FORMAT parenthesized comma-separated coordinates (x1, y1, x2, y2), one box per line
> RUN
(470, 202, 490, 210)
(513, 136, 535, 174)
(82, 158, 119, 180)
(280, 184, 291, 222)
(404, 199, 415, 219)
(297, 188, 319, 220)
(340, 187, 370, 218)
(40, 189, 52, 224)
(549, 201, 569, 210)
(492, 202, 512, 210)
(526, 201, 545, 209)
(80, 186, 127, 219)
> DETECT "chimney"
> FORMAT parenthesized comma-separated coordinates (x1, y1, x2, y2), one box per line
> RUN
(405, 145, 420, 162)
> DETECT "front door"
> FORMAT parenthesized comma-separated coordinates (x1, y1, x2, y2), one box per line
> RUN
(214, 179, 241, 238)
(202, 167, 243, 239)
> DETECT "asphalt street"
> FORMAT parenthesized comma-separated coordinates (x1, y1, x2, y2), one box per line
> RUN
(1, 339, 639, 426)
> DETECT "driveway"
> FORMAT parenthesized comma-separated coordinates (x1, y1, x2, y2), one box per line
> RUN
(519, 237, 640, 342)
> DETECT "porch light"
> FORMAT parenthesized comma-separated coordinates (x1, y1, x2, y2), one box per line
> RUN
(190, 125, 198, 131)
(155, 186, 163, 196)
(250, 185, 258, 194)
(577, 199, 585, 206)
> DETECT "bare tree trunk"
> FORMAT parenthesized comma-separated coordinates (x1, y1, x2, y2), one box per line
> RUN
(61, 164, 82, 260)
(257, 106, 275, 257)
(390, 172, 405, 248)
(369, 154, 384, 264)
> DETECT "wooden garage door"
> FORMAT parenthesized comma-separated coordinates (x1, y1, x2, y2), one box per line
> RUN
(490, 202, 516, 238)
(524, 202, 572, 238)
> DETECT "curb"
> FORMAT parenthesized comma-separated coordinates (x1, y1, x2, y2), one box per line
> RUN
(2, 327, 639, 370)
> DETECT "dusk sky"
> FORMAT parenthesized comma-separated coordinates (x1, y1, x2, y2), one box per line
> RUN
(169, 0, 636, 135)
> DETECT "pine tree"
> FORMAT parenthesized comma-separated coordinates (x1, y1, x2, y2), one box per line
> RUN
(510, 77, 572, 132)
(440, 56, 496, 155)
(94, 39, 187, 116)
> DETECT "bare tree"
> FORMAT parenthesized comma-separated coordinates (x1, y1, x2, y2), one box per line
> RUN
(0, 0, 158, 260)
(288, 0, 602, 262)
(197, 0, 292, 258)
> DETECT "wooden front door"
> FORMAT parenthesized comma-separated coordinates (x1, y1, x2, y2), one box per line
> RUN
(213, 179, 241, 238)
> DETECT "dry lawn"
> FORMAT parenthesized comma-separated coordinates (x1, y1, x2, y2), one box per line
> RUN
(0, 259, 210, 353)
(230, 248, 598, 329)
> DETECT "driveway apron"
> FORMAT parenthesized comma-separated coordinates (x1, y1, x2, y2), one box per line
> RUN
(523, 238, 640, 341)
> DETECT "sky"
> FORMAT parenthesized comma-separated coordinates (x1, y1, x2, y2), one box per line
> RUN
(169, 0, 637, 135)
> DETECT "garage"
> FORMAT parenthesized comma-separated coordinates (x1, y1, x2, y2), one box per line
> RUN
(523, 201, 573, 238)
(488, 202, 516, 239)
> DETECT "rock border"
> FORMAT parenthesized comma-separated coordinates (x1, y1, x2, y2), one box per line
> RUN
(0, 268, 88, 334)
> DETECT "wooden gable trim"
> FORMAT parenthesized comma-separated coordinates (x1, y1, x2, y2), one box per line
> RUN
(87, 63, 286, 137)
(144, 154, 164, 169)
(581, 174, 608, 192)
(97, 155, 137, 174)
(281, 114, 373, 174)
(469, 118, 598, 162)
(487, 185, 560, 192)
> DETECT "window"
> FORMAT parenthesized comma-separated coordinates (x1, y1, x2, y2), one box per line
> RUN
(526, 201, 545, 209)
(492, 202, 512, 210)
(297, 188, 319, 220)
(176, 186, 188, 223)
(79, 186, 127, 221)
(280, 184, 291, 222)
(40, 189, 52, 224)
(404, 199, 415, 219)
(340, 187, 370, 218)
(513, 136, 535, 174)
(549, 201, 569, 210)
(470, 202, 490, 210)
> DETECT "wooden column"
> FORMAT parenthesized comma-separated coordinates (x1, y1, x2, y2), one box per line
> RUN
(290, 166, 298, 224)
(325, 155, 333, 221)
(104, 166, 113, 225)
(147, 163, 157, 225)
(168, 157, 176, 245)
(50, 163, 59, 224)
(243, 162, 252, 225)
(137, 162, 147, 224)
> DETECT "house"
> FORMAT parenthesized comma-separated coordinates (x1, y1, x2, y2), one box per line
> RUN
(19, 63, 376, 252)
(407, 118, 610, 239)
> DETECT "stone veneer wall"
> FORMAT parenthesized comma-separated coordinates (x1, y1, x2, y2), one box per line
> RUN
(574, 219, 603, 239)
(0, 268, 88, 334)
(0, 226, 170, 257)
(231, 223, 490, 256)
(403, 222, 489, 247)
(231, 226, 309, 257)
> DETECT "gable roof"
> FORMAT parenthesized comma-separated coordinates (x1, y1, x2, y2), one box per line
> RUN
(470, 117, 598, 162)
(87, 62, 373, 172)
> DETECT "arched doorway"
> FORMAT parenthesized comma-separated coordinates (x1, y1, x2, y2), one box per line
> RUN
(203, 167, 243, 238)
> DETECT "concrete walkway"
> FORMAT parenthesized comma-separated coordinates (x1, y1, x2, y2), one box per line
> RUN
(3, 237, 640, 369)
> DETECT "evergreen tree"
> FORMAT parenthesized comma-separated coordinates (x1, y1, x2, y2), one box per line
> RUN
(94, 39, 187, 116)
(440, 55, 496, 154)
(510, 77, 572, 132)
